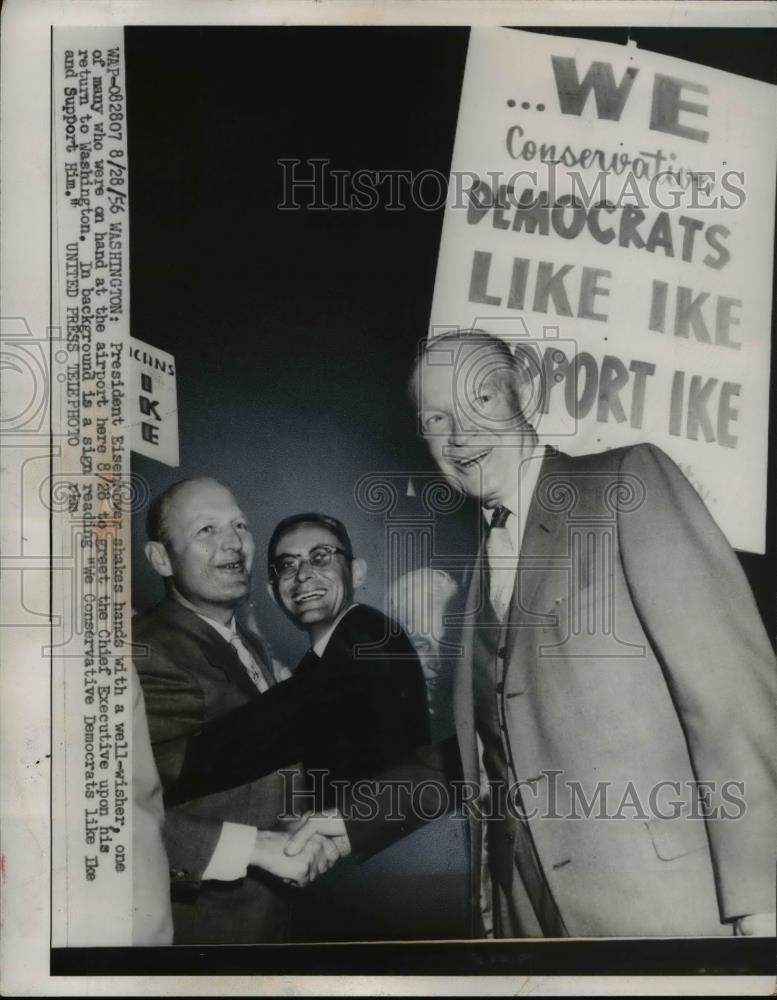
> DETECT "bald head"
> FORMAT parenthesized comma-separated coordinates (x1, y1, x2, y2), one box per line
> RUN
(144, 477, 255, 624)
(147, 478, 196, 546)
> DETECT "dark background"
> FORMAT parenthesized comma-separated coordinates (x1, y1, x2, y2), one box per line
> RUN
(127, 26, 476, 664)
(127, 25, 776, 668)
(116, 22, 776, 967)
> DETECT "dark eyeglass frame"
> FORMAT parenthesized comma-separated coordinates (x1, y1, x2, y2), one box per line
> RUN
(270, 544, 348, 580)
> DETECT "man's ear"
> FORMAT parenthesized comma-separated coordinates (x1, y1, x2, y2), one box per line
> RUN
(517, 378, 535, 423)
(145, 540, 174, 579)
(512, 350, 541, 426)
(351, 558, 367, 590)
(433, 568, 459, 600)
(266, 581, 277, 603)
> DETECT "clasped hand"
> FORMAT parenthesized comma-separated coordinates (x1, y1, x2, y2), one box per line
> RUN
(283, 809, 351, 863)
(251, 813, 350, 887)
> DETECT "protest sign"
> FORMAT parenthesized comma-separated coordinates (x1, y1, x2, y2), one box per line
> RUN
(431, 27, 777, 553)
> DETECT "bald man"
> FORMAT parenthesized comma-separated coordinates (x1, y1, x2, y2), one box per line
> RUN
(134, 477, 338, 944)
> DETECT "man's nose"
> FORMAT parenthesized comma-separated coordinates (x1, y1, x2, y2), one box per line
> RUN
(294, 558, 313, 581)
(448, 413, 476, 446)
(221, 525, 243, 550)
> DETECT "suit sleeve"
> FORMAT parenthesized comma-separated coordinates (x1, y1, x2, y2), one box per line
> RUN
(166, 656, 339, 804)
(618, 443, 777, 920)
(134, 640, 233, 883)
(136, 637, 310, 886)
(344, 734, 464, 857)
(134, 641, 206, 788)
(367, 627, 431, 752)
(170, 610, 431, 805)
(326, 619, 431, 778)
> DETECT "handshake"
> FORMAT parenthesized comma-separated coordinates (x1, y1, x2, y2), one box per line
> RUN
(251, 811, 350, 887)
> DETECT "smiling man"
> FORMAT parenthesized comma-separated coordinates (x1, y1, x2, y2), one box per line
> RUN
(287, 330, 777, 940)
(266, 512, 432, 941)
(134, 478, 339, 945)
(270, 515, 360, 648)
(267, 512, 430, 798)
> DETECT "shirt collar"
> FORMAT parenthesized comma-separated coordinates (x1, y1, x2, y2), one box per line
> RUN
(196, 612, 237, 644)
(484, 443, 545, 525)
(312, 603, 358, 658)
(171, 591, 237, 642)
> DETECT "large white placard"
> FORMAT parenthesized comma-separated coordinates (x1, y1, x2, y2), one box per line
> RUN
(431, 27, 777, 553)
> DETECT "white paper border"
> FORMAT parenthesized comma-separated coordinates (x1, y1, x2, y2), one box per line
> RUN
(1, 1, 775, 995)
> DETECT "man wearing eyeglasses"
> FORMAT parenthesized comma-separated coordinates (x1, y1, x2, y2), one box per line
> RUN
(266, 512, 430, 803)
(155, 508, 430, 939)
(166, 511, 430, 806)
(264, 512, 432, 941)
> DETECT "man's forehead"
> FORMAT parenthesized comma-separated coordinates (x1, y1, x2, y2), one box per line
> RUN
(423, 338, 505, 367)
(168, 480, 242, 524)
(273, 522, 340, 554)
(419, 345, 503, 401)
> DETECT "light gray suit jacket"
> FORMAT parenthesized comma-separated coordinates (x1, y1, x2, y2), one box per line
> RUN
(347, 443, 776, 937)
(455, 443, 776, 936)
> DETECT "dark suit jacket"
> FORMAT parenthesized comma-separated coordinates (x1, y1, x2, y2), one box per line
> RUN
(295, 604, 430, 802)
(344, 444, 777, 937)
(168, 604, 430, 808)
(133, 597, 298, 945)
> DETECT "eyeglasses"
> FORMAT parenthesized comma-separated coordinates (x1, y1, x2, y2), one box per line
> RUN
(270, 545, 348, 580)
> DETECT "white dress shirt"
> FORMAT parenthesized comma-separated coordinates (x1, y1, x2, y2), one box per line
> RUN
(484, 445, 545, 621)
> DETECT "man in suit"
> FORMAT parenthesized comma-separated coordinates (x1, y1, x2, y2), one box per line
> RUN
(141, 509, 430, 941)
(268, 512, 432, 940)
(287, 329, 777, 939)
(162, 514, 431, 807)
(266, 512, 430, 806)
(134, 478, 339, 945)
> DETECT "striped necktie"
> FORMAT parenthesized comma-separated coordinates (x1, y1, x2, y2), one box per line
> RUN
(229, 629, 269, 693)
(490, 505, 511, 529)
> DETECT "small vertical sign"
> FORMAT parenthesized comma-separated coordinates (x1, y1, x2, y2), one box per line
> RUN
(129, 337, 179, 466)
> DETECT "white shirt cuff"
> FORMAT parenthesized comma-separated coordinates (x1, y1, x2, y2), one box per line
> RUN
(201, 822, 257, 881)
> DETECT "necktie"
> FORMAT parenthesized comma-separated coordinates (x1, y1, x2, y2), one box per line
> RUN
(485, 505, 516, 621)
(490, 505, 511, 529)
(229, 629, 269, 693)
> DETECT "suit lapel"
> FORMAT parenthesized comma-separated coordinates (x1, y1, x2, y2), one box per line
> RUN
(503, 448, 569, 673)
(454, 562, 484, 788)
(160, 598, 267, 700)
(457, 546, 494, 935)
